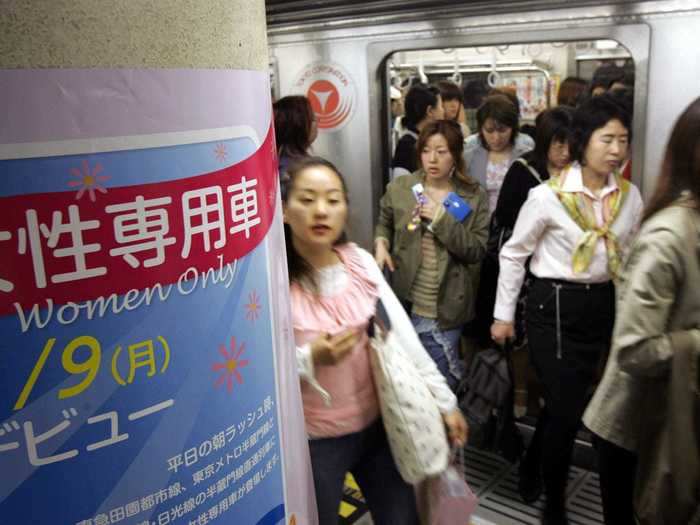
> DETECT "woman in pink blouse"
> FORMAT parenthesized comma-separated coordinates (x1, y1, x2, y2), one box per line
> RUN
(283, 156, 467, 524)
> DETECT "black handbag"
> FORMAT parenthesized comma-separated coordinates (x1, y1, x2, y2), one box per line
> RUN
(485, 213, 513, 264)
(458, 342, 523, 463)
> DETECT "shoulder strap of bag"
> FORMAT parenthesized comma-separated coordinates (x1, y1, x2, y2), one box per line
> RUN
(500, 340, 515, 387)
(513, 158, 543, 184)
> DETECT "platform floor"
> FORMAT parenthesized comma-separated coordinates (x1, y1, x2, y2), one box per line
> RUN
(340, 446, 604, 525)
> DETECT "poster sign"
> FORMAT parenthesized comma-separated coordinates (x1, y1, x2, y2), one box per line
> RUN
(501, 73, 549, 122)
(0, 69, 314, 525)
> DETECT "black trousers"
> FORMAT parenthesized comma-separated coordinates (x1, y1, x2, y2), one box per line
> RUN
(523, 278, 615, 511)
(594, 435, 638, 525)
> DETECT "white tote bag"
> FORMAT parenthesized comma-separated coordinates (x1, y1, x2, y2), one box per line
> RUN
(369, 300, 449, 484)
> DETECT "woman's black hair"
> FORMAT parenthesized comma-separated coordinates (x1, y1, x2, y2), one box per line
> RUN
(463, 79, 488, 109)
(591, 64, 625, 92)
(402, 84, 439, 131)
(476, 94, 519, 149)
(282, 156, 349, 290)
(557, 77, 588, 107)
(531, 106, 575, 168)
(608, 86, 634, 119)
(607, 71, 635, 91)
(570, 93, 632, 163)
(273, 96, 315, 157)
(588, 78, 608, 97)
(643, 96, 700, 221)
(437, 80, 464, 103)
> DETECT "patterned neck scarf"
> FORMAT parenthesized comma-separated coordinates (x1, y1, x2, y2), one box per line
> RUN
(547, 166, 630, 278)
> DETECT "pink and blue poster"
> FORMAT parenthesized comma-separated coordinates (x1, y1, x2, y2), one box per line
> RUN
(0, 69, 316, 525)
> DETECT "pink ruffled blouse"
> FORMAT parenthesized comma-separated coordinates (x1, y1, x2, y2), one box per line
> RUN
(290, 243, 380, 438)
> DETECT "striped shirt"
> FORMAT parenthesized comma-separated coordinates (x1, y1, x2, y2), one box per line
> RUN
(409, 230, 440, 318)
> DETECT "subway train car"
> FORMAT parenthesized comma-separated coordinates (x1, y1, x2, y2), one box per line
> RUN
(267, 1, 700, 524)
(267, 0, 700, 248)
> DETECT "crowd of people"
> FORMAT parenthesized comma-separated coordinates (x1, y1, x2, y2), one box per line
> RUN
(272, 67, 700, 525)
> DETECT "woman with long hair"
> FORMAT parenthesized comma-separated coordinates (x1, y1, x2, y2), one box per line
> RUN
(283, 156, 467, 524)
(273, 95, 317, 183)
(376, 120, 490, 390)
(583, 97, 700, 525)
(491, 94, 644, 524)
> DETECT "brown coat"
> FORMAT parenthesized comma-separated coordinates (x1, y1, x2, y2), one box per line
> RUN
(374, 170, 489, 330)
(583, 195, 700, 523)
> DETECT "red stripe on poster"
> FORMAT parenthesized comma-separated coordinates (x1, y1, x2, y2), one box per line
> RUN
(1, 125, 278, 317)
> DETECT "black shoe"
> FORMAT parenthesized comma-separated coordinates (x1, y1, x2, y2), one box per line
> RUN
(541, 505, 568, 525)
(518, 460, 543, 504)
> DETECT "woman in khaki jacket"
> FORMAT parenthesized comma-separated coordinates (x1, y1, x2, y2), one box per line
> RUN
(375, 119, 489, 390)
(583, 96, 700, 524)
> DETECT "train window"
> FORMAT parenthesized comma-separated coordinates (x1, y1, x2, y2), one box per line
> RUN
(386, 40, 634, 153)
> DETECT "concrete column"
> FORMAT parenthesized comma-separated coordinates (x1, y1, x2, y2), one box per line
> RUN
(1, 1, 267, 69)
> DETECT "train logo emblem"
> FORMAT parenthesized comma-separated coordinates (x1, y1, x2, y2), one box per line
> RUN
(294, 62, 356, 131)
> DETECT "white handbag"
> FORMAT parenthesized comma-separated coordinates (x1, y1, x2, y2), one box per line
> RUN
(369, 300, 449, 484)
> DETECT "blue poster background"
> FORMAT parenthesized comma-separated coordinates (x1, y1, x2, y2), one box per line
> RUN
(0, 138, 286, 525)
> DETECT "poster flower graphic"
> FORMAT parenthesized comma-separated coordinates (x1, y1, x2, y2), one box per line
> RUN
(68, 160, 110, 202)
(212, 336, 250, 393)
(245, 290, 261, 323)
(214, 143, 228, 162)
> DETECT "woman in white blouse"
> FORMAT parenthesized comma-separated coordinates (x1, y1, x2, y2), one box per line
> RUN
(491, 94, 643, 525)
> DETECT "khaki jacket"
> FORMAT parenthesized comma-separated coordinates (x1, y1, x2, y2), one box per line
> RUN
(634, 336, 700, 525)
(374, 171, 489, 329)
(582, 196, 700, 523)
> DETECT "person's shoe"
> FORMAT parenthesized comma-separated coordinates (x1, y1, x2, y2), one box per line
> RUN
(518, 460, 543, 504)
(541, 505, 568, 525)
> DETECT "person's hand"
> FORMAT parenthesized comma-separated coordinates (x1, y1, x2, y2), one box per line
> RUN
(490, 320, 515, 346)
(419, 198, 439, 222)
(310, 329, 358, 366)
(457, 103, 466, 124)
(443, 409, 468, 447)
(374, 238, 395, 271)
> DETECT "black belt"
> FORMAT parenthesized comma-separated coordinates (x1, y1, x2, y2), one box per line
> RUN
(534, 277, 613, 291)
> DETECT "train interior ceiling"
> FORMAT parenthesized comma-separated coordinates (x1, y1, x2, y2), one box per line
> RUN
(265, 0, 642, 27)
(388, 40, 633, 126)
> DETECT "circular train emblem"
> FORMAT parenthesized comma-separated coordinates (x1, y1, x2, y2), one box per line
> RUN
(293, 61, 357, 131)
